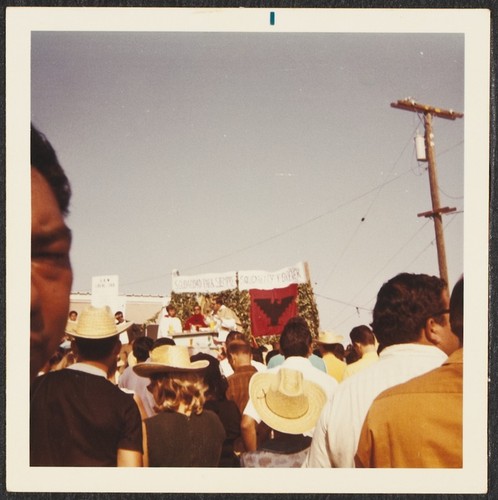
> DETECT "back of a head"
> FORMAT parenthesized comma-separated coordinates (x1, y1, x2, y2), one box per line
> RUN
(450, 277, 464, 345)
(265, 349, 280, 365)
(227, 340, 252, 358)
(349, 325, 375, 346)
(371, 273, 447, 349)
(329, 343, 345, 360)
(225, 330, 245, 346)
(31, 125, 71, 216)
(190, 352, 228, 400)
(280, 317, 312, 358)
(133, 336, 154, 363)
(74, 336, 119, 362)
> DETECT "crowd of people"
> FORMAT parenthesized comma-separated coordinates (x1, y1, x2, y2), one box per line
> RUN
(29, 125, 463, 468)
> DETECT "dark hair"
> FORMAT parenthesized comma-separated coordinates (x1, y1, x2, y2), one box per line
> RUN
(450, 277, 464, 344)
(115, 311, 123, 316)
(371, 273, 447, 348)
(252, 346, 264, 364)
(227, 340, 252, 357)
(321, 343, 345, 360)
(225, 330, 246, 345)
(265, 349, 280, 365)
(31, 125, 71, 216)
(74, 336, 119, 362)
(132, 336, 154, 363)
(153, 337, 176, 348)
(166, 304, 175, 312)
(190, 353, 228, 401)
(349, 325, 375, 346)
(279, 317, 312, 358)
(345, 344, 360, 365)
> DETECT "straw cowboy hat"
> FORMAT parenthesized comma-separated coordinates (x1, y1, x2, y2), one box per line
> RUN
(249, 368, 327, 435)
(133, 345, 209, 377)
(65, 305, 132, 339)
(316, 330, 344, 345)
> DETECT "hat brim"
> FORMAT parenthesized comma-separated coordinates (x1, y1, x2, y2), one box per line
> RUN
(133, 359, 209, 377)
(66, 320, 133, 339)
(316, 333, 344, 345)
(249, 371, 327, 435)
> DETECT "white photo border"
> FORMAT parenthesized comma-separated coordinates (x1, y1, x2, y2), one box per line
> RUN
(6, 7, 490, 494)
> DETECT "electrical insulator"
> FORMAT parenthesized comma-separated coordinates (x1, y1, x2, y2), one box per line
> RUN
(415, 131, 427, 161)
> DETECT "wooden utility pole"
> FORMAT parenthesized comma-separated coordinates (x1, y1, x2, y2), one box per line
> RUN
(391, 98, 463, 286)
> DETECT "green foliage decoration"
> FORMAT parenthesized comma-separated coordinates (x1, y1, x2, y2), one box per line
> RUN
(147, 280, 320, 347)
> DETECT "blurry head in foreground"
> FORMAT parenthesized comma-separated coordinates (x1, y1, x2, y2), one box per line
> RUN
(31, 125, 73, 381)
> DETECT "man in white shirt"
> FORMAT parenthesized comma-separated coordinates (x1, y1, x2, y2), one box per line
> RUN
(157, 304, 182, 338)
(241, 317, 337, 451)
(304, 273, 456, 468)
(212, 296, 243, 340)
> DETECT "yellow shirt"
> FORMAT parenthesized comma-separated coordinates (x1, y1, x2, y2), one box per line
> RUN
(322, 353, 347, 382)
(343, 351, 379, 380)
(355, 348, 462, 468)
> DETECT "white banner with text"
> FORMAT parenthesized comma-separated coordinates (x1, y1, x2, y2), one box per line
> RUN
(238, 262, 308, 291)
(172, 271, 238, 293)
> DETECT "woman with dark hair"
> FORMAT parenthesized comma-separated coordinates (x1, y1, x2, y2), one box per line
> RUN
(134, 346, 225, 467)
(190, 352, 242, 467)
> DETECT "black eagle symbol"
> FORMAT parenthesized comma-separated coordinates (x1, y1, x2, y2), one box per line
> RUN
(254, 296, 295, 326)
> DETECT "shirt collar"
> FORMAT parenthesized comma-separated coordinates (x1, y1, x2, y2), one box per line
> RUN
(444, 347, 463, 365)
(379, 343, 448, 363)
(281, 356, 312, 368)
(67, 362, 108, 378)
(362, 351, 379, 360)
(235, 364, 258, 373)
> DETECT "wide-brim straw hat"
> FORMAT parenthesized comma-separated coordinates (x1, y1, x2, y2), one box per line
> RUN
(133, 345, 209, 377)
(65, 305, 132, 339)
(316, 330, 344, 345)
(249, 368, 327, 435)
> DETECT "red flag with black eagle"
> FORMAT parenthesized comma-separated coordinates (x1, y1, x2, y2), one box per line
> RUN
(250, 283, 298, 337)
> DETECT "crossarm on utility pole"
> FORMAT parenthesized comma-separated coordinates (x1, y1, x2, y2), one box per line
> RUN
(391, 99, 463, 120)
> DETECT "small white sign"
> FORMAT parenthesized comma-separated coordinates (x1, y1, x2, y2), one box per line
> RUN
(91, 275, 119, 307)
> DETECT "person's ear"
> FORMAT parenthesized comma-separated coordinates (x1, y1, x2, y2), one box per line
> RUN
(424, 317, 442, 346)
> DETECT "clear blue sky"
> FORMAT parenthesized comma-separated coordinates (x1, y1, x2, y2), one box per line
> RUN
(31, 31, 464, 338)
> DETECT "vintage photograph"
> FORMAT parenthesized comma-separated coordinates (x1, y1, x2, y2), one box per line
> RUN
(6, 7, 490, 494)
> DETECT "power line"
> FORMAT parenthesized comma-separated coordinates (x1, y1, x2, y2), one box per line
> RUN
(403, 212, 460, 270)
(330, 213, 461, 329)
(322, 124, 419, 286)
(180, 165, 415, 274)
(314, 293, 371, 312)
(327, 219, 431, 326)
(121, 158, 458, 290)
